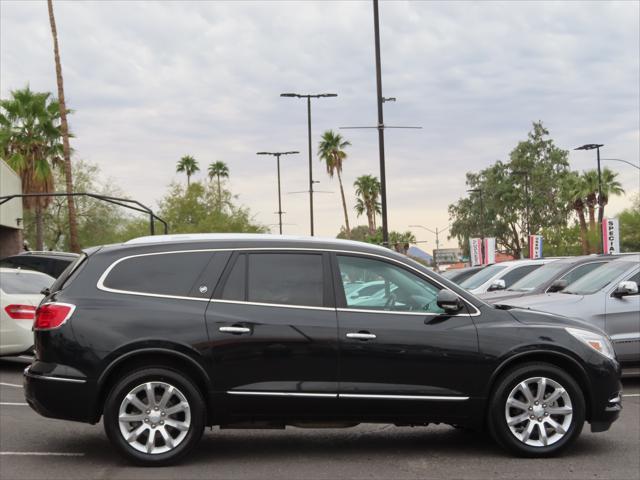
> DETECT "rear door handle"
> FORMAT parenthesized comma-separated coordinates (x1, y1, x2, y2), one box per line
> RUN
(219, 326, 251, 334)
(346, 332, 377, 340)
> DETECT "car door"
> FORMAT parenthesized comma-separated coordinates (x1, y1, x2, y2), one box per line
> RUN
(205, 251, 339, 417)
(333, 253, 482, 420)
(606, 269, 640, 364)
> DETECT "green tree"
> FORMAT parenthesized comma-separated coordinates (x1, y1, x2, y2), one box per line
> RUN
(208, 160, 229, 205)
(619, 194, 640, 252)
(48, 0, 80, 253)
(354, 174, 381, 235)
(449, 122, 571, 258)
(176, 155, 199, 187)
(563, 171, 591, 254)
(337, 226, 416, 255)
(0, 86, 64, 250)
(318, 130, 351, 238)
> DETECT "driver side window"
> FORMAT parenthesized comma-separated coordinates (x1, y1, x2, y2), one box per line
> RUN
(337, 255, 445, 314)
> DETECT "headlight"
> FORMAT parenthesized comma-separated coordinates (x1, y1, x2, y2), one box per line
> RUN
(565, 327, 616, 360)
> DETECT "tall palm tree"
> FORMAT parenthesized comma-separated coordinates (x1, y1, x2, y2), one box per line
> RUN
(47, 0, 80, 253)
(208, 160, 229, 203)
(0, 86, 63, 250)
(176, 155, 199, 187)
(581, 170, 599, 231)
(318, 130, 351, 237)
(354, 174, 381, 235)
(563, 172, 590, 254)
(598, 167, 624, 224)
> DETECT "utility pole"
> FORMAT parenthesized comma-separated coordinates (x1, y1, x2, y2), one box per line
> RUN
(409, 224, 450, 271)
(373, 0, 388, 246)
(467, 188, 485, 262)
(513, 170, 531, 257)
(257, 151, 299, 235)
(280, 92, 337, 236)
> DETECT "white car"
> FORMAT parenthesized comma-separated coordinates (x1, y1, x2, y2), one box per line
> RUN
(0, 268, 54, 356)
(458, 258, 559, 295)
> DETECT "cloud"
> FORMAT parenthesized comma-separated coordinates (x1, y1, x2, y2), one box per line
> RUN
(1, 0, 638, 246)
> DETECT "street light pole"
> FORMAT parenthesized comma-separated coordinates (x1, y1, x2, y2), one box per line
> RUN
(257, 151, 300, 235)
(512, 170, 530, 257)
(280, 92, 337, 236)
(575, 143, 605, 253)
(467, 188, 485, 262)
(409, 224, 450, 271)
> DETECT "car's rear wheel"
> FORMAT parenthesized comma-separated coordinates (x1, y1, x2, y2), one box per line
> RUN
(488, 363, 585, 457)
(104, 367, 205, 466)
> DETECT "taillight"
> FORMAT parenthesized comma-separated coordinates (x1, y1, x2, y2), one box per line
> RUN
(34, 303, 75, 330)
(4, 304, 36, 320)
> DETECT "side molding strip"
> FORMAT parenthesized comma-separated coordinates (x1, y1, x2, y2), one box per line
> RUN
(226, 391, 469, 401)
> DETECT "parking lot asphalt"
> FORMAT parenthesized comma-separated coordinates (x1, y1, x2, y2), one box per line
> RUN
(1, 357, 639, 480)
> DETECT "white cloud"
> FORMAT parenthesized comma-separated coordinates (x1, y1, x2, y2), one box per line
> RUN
(1, 0, 638, 247)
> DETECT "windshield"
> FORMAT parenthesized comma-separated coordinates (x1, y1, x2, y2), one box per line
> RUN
(508, 262, 566, 291)
(459, 264, 508, 289)
(0, 270, 54, 294)
(563, 261, 635, 295)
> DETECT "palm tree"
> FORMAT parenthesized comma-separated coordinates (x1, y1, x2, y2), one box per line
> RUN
(47, 0, 80, 253)
(176, 155, 199, 187)
(563, 172, 590, 254)
(581, 170, 599, 231)
(598, 167, 624, 224)
(354, 174, 381, 235)
(318, 130, 351, 237)
(0, 86, 63, 250)
(208, 160, 229, 203)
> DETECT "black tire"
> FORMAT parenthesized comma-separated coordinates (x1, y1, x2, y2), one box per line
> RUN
(104, 367, 206, 466)
(488, 362, 585, 457)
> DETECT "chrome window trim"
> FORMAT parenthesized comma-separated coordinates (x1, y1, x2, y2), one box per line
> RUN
(95, 247, 480, 316)
(226, 391, 469, 401)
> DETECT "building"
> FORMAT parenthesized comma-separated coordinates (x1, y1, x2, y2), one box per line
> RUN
(433, 247, 463, 265)
(0, 159, 23, 257)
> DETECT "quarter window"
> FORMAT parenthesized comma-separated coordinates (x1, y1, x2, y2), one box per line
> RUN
(102, 252, 214, 297)
(337, 255, 445, 314)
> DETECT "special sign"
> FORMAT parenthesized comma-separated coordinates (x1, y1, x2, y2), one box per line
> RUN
(602, 218, 620, 254)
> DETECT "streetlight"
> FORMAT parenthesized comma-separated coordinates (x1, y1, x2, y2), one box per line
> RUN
(575, 143, 604, 252)
(280, 92, 337, 237)
(601, 158, 640, 171)
(409, 224, 450, 271)
(467, 188, 485, 262)
(257, 151, 299, 235)
(512, 170, 531, 257)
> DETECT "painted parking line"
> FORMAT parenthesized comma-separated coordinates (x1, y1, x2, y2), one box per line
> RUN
(0, 452, 84, 457)
(0, 402, 28, 406)
(623, 393, 640, 397)
(0, 382, 22, 388)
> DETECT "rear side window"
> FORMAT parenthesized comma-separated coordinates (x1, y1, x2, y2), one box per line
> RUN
(102, 252, 213, 297)
(0, 271, 54, 294)
(219, 253, 325, 307)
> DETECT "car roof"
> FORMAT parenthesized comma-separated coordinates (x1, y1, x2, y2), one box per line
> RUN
(7, 251, 78, 259)
(0, 267, 54, 278)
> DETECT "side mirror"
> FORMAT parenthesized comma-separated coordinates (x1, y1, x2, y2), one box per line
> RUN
(487, 279, 506, 292)
(436, 290, 463, 313)
(547, 279, 568, 293)
(613, 281, 639, 298)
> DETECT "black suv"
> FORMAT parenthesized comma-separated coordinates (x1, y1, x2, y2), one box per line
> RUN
(24, 234, 622, 466)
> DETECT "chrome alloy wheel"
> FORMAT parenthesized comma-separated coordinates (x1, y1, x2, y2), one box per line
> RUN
(118, 382, 191, 454)
(504, 376, 573, 447)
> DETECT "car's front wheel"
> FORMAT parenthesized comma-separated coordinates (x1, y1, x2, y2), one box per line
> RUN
(488, 363, 585, 457)
(104, 367, 205, 466)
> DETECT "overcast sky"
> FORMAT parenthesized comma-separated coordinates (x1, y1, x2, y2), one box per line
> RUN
(1, 0, 638, 248)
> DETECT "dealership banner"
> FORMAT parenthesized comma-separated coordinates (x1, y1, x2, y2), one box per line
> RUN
(602, 218, 620, 254)
(469, 238, 483, 266)
(529, 235, 543, 259)
(483, 237, 496, 264)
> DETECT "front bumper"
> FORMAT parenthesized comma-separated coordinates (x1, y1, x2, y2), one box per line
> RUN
(587, 358, 623, 433)
(24, 363, 96, 424)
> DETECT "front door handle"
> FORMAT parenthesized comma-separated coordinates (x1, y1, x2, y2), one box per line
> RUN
(219, 326, 251, 334)
(346, 332, 377, 340)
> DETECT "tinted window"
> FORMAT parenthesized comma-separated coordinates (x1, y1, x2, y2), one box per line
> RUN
(459, 264, 508, 289)
(221, 254, 246, 301)
(0, 270, 54, 294)
(103, 251, 213, 296)
(338, 255, 445, 314)
(564, 261, 636, 295)
(247, 253, 324, 307)
(500, 264, 541, 288)
(559, 261, 607, 286)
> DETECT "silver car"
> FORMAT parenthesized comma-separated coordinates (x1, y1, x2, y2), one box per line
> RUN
(501, 254, 639, 366)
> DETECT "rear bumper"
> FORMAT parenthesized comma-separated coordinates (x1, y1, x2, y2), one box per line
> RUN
(23, 364, 96, 423)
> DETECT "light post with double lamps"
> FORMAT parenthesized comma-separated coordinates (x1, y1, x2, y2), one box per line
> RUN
(409, 224, 450, 272)
(574, 143, 604, 252)
(257, 151, 299, 235)
(280, 92, 337, 236)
